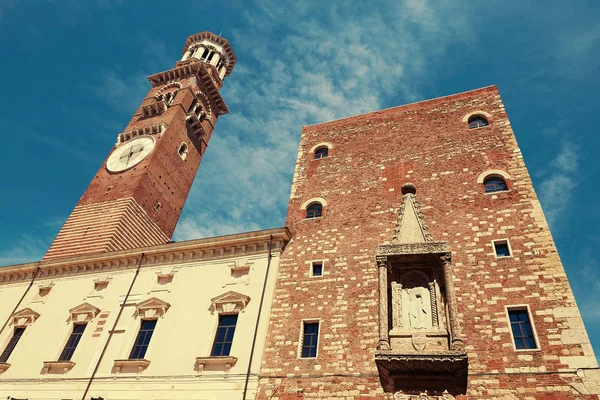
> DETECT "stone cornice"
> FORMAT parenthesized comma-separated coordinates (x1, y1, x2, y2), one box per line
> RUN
(0, 227, 291, 286)
(147, 62, 229, 115)
(377, 241, 450, 256)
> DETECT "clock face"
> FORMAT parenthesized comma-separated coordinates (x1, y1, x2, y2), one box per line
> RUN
(106, 136, 156, 173)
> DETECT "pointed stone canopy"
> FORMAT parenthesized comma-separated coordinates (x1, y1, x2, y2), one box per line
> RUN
(392, 183, 433, 244)
(378, 183, 449, 256)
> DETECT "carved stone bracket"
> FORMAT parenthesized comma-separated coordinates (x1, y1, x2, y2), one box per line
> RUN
(195, 356, 237, 374)
(113, 359, 150, 374)
(42, 360, 75, 374)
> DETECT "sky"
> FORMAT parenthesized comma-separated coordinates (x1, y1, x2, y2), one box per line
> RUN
(0, 0, 598, 358)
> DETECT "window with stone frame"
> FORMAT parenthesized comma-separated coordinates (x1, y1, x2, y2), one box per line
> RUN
(129, 319, 157, 360)
(211, 314, 238, 357)
(508, 307, 538, 350)
(306, 202, 322, 219)
(300, 321, 319, 358)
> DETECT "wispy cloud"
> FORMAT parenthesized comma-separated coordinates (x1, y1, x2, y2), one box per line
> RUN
(26, 130, 93, 164)
(538, 141, 579, 227)
(0, 234, 48, 267)
(174, 0, 473, 240)
(89, 69, 149, 115)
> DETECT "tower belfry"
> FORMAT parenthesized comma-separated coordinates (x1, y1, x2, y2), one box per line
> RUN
(44, 32, 236, 261)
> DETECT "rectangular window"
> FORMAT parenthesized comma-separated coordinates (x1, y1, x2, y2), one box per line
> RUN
(508, 308, 537, 350)
(311, 261, 323, 277)
(493, 240, 511, 257)
(211, 314, 238, 357)
(0, 327, 26, 363)
(58, 324, 87, 361)
(301, 322, 319, 358)
(129, 319, 157, 359)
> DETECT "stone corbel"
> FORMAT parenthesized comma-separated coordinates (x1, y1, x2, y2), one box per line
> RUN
(113, 359, 151, 373)
(42, 360, 75, 374)
(376, 256, 390, 350)
(195, 356, 237, 374)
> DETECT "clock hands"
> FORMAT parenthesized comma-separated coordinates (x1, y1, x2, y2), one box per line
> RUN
(117, 145, 145, 167)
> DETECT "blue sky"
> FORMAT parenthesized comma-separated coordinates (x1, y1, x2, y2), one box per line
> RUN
(0, 1, 598, 358)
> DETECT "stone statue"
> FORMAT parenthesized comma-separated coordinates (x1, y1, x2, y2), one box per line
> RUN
(403, 286, 431, 329)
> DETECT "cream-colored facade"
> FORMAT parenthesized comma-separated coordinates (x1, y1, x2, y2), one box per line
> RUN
(0, 228, 290, 400)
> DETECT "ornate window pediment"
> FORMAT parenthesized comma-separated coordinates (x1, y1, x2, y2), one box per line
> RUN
(210, 291, 250, 314)
(135, 297, 170, 319)
(12, 307, 40, 327)
(69, 302, 100, 323)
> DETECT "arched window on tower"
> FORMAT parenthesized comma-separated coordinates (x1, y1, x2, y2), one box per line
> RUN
(468, 115, 489, 129)
(483, 176, 508, 193)
(178, 143, 189, 161)
(314, 147, 329, 159)
(306, 202, 323, 219)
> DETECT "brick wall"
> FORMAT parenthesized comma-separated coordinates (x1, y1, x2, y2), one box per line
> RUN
(257, 86, 599, 399)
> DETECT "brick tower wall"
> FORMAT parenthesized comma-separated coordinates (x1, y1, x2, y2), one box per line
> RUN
(257, 86, 599, 399)
(45, 76, 218, 261)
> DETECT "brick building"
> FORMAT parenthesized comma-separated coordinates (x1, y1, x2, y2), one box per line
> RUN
(0, 30, 598, 400)
(257, 87, 600, 399)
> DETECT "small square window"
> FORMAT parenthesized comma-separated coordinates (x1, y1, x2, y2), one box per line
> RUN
(493, 240, 511, 258)
(311, 262, 323, 277)
(507, 308, 537, 350)
(301, 321, 319, 358)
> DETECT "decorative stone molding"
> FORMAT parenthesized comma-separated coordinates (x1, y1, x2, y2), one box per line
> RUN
(194, 90, 213, 119)
(116, 123, 166, 146)
(210, 291, 250, 314)
(31, 282, 54, 303)
(42, 360, 75, 374)
(300, 197, 328, 210)
(113, 359, 151, 373)
(69, 302, 100, 323)
(147, 62, 229, 115)
(94, 276, 112, 290)
(140, 100, 168, 119)
(154, 82, 182, 97)
(377, 242, 450, 256)
(0, 228, 291, 287)
(135, 297, 170, 319)
(462, 110, 492, 123)
(309, 142, 334, 153)
(12, 307, 40, 327)
(0, 363, 11, 374)
(195, 356, 237, 373)
(224, 259, 253, 287)
(476, 169, 512, 184)
(393, 391, 455, 400)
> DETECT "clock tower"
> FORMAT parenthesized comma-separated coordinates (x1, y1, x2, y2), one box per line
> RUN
(44, 31, 236, 261)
